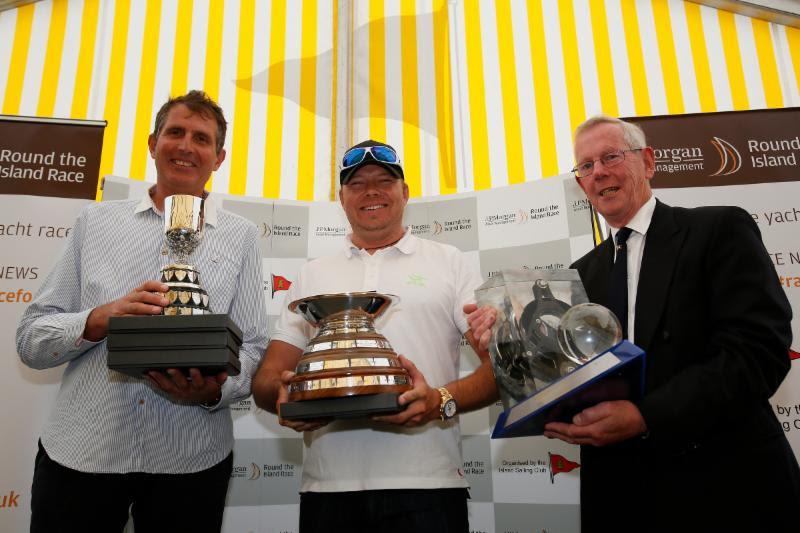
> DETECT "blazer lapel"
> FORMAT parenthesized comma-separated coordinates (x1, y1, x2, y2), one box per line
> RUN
(581, 238, 614, 307)
(634, 201, 685, 350)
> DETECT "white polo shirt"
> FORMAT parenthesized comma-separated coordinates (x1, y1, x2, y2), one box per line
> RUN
(271, 230, 483, 492)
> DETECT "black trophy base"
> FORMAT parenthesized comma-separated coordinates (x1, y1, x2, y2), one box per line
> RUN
(107, 314, 242, 378)
(280, 393, 402, 420)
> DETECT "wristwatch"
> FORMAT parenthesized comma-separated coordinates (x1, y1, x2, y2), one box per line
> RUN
(437, 387, 458, 421)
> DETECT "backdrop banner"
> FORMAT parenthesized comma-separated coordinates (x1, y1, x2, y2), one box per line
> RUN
(628, 108, 800, 462)
(0, 116, 105, 532)
(0, 116, 105, 200)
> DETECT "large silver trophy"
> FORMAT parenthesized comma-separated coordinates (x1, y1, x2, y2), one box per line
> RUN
(279, 292, 412, 420)
(106, 194, 242, 377)
(476, 269, 645, 438)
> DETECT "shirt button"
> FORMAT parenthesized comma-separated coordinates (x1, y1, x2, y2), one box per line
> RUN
(138, 399, 145, 405)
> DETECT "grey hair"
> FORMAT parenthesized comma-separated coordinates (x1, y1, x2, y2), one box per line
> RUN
(574, 114, 647, 153)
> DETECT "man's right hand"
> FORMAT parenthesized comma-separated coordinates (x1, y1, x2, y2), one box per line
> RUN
(83, 280, 169, 342)
(463, 304, 496, 352)
(277, 369, 331, 432)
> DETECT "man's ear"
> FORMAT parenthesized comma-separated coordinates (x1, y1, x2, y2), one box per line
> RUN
(212, 148, 226, 171)
(642, 146, 655, 179)
(148, 134, 157, 158)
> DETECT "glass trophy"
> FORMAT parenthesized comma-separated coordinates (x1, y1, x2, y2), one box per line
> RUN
(475, 269, 645, 438)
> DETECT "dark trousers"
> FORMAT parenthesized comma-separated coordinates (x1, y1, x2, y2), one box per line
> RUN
(300, 488, 469, 533)
(30, 441, 233, 533)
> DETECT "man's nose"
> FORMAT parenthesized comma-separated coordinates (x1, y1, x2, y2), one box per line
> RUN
(176, 135, 192, 152)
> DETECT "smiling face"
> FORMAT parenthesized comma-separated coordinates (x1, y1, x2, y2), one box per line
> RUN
(574, 122, 655, 228)
(339, 164, 409, 247)
(148, 103, 226, 208)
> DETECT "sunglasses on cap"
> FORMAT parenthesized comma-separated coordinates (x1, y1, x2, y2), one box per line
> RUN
(341, 145, 401, 169)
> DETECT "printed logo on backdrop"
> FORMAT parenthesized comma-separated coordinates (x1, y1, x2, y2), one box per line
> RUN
(628, 108, 800, 188)
(405, 197, 479, 251)
(482, 204, 560, 227)
(496, 452, 580, 483)
(462, 435, 493, 502)
(231, 462, 263, 481)
(271, 204, 310, 258)
(227, 439, 302, 506)
(314, 224, 346, 238)
(0, 489, 20, 509)
(548, 452, 580, 483)
(271, 274, 292, 297)
(0, 117, 105, 199)
(230, 397, 255, 414)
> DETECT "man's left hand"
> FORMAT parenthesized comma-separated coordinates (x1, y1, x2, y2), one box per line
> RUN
(543, 400, 647, 446)
(373, 355, 440, 427)
(148, 368, 227, 406)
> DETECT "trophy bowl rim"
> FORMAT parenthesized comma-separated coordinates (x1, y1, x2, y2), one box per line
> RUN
(288, 291, 399, 326)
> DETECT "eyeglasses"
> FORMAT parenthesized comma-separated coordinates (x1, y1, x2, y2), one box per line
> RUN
(342, 145, 401, 169)
(572, 148, 643, 178)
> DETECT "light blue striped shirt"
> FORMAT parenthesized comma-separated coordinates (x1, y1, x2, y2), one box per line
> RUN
(16, 192, 269, 474)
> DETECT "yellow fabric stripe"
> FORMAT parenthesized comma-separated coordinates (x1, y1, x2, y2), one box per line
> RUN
(589, 0, 618, 116)
(751, 18, 783, 108)
(432, 0, 456, 194)
(329, 0, 338, 200)
(170, 0, 193, 97)
(2, 3, 34, 115)
(558, 0, 585, 134)
(463, 0, 491, 190)
(400, 0, 422, 197)
(787, 27, 800, 98)
(203, 0, 224, 100)
(203, 0, 225, 191)
(526, 0, 557, 178)
(717, 10, 748, 109)
(229, 0, 255, 196)
(651, 0, 683, 114)
(495, 0, 525, 184)
(263, 0, 286, 198)
(368, 0, 386, 142)
(683, 1, 715, 112)
(620, 0, 650, 115)
(97, 0, 132, 200)
(37, 0, 69, 117)
(129, 0, 162, 182)
(296, 0, 317, 200)
(71, 0, 100, 119)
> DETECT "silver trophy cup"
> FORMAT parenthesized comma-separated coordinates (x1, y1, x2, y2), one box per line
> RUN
(161, 194, 210, 315)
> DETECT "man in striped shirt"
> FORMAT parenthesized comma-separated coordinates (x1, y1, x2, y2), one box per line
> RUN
(17, 90, 268, 533)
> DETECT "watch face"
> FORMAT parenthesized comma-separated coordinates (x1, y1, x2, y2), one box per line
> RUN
(444, 400, 457, 418)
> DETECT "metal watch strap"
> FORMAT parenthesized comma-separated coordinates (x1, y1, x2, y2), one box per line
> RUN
(437, 387, 456, 420)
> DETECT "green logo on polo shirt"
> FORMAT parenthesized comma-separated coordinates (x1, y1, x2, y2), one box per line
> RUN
(407, 273, 426, 287)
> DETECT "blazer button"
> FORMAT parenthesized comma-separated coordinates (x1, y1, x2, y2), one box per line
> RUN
(662, 330, 671, 341)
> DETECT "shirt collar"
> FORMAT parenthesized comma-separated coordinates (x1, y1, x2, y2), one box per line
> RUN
(134, 186, 218, 227)
(344, 228, 416, 258)
(610, 194, 656, 240)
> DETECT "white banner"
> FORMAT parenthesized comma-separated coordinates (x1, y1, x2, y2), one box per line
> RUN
(0, 194, 93, 531)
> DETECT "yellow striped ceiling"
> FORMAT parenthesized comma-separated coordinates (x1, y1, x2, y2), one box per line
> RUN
(1, 0, 799, 201)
